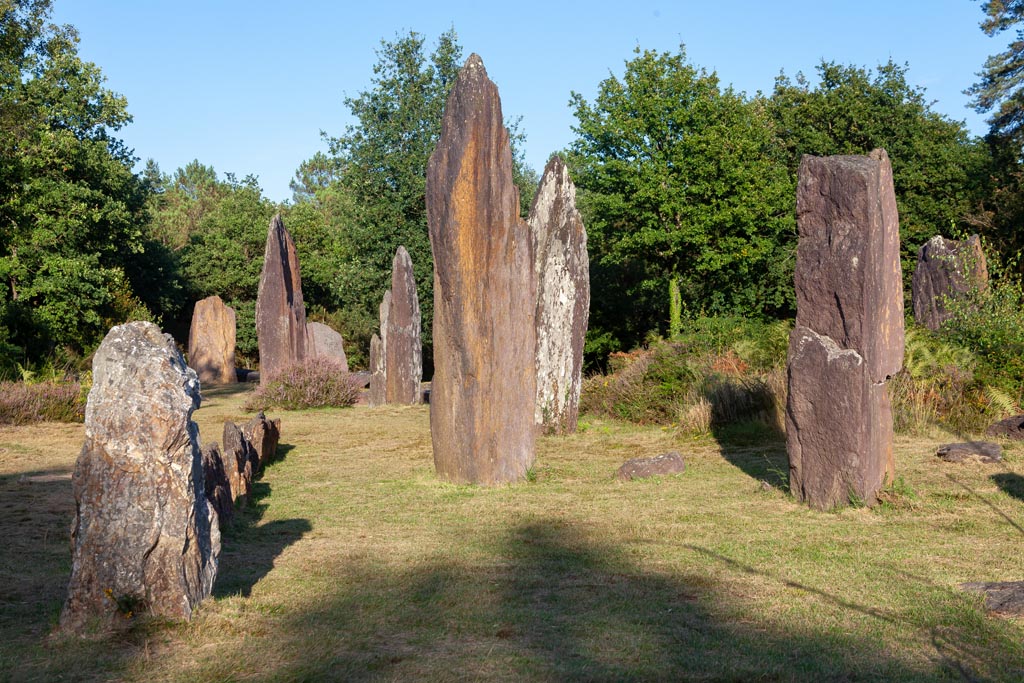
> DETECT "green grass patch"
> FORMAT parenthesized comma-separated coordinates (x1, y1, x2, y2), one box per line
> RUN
(0, 386, 1022, 681)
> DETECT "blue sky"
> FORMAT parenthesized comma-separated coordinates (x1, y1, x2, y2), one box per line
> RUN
(54, 1, 998, 203)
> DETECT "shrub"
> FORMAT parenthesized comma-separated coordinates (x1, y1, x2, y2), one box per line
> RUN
(0, 380, 85, 425)
(245, 358, 360, 411)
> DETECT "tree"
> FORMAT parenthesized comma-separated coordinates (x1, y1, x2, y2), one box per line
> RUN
(968, 0, 1024, 148)
(0, 1, 179, 366)
(567, 45, 795, 358)
(770, 61, 989, 256)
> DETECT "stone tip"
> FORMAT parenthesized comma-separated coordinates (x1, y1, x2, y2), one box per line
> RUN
(463, 53, 487, 76)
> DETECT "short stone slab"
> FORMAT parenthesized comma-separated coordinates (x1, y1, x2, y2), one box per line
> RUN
(961, 581, 1024, 615)
(617, 451, 686, 481)
(936, 441, 1003, 464)
(986, 414, 1024, 440)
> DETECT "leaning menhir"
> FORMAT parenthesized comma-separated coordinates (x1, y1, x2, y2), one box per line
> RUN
(256, 214, 308, 383)
(60, 321, 219, 633)
(187, 295, 237, 385)
(426, 54, 537, 484)
(911, 234, 988, 331)
(530, 155, 589, 434)
(786, 149, 905, 511)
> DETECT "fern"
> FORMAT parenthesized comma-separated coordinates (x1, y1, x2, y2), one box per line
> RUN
(983, 385, 1019, 417)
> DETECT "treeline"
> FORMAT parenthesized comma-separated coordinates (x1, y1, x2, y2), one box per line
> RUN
(1, 0, 1021, 376)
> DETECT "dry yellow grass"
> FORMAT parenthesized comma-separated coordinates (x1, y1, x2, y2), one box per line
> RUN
(1, 384, 1023, 681)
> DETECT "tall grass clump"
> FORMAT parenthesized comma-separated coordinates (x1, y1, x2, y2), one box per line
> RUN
(244, 358, 360, 411)
(0, 380, 85, 425)
(581, 316, 790, 434)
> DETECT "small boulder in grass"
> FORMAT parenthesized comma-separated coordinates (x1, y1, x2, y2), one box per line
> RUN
(961, 581, 1024, 615)
(936, 441, 1003, 464)
(617, 451, 686, 481)
(986, 414, 1024, 441)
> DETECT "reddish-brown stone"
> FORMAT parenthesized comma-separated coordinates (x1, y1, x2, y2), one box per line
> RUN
(787, 150, 904, 510)
(188, 295, 236, 385)
(385, 246, 422, 404)
(426, 54, 537, 485)
(531, 155, 589, 434)
(912, 234, 988, 331)
(60, 322, 218, 633)
(242, 412, 280, 472)
(201, 442, 233, 526)
(306, 321, 348, 372)
(255, 214, 308, 383)
(222, 421, 254, 504)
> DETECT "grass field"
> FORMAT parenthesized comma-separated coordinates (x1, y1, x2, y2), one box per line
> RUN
(1, 384, 1023, 681)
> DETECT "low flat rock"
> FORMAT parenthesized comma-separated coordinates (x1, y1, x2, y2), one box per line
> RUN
(961, 581, 1024, 615)
(986, 414, 1024, 440)
(936, 441, 1002, 464)
(617, 451, 686, 481)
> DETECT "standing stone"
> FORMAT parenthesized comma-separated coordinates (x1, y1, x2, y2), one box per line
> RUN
(188, 295, 237, 385)
(530, 156, 590, 434)
(368, 333, 385, 407)
(60, 322, 219, 633)
(787, 150, 905, 511)
(201, 443, 234, 526)
(242, 412, 281, 472)
(385, 246, 423, 404)
(912, 234, 988, 331)
(222, 421, 255, 504)
(306, 321, 349, 372)
(426, 54, 537, 485)
(256, 214, 308, 383)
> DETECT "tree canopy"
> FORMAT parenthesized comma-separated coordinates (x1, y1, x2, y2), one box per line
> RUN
(568, 46, 796, 357)
(968, 0, 1024, 148)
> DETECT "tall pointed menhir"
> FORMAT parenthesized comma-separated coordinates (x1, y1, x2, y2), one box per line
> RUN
(426, 54, 537, 484)
(531, 156, 589, 434)
(255, 214, 308, 382)
(385, 246, 423, 404)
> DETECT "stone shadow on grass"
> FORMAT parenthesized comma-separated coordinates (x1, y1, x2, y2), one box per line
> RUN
(992, 472, 1024, 504)
(264, 520, 1022, 681)
(213, 479, 312, 598)
(710, 420, 790, 489)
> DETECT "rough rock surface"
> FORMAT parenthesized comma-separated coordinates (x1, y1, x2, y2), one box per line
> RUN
(368, 333, 385, 407)
(912, 235, 988, 331)
(255, 214, 308, 383)
(306, 321, 348, 372)
(531, 155, 589, 434)
(961, 581, 1024, 615)
(786, 150, 905, 511)
(242, 412, 281, 472)
(222, 421, 255, 504)
(936, 441, 1003, 464)
(426, 54, 537, 485)
(385, 246, 423, 404)
(985, 414, 1024, 440)
(187, 295, 237, 385)
(201, 443, 233, 525)
(60, 322, 219, 633)
(616, 452, 686, 481)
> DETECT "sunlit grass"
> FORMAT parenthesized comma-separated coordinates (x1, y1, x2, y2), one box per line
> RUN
(1, 384, 1022, 681)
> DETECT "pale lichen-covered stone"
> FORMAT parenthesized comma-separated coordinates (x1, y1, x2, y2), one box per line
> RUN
(426, 54, 537, 485)
(787, 150, 904, 511)
(60, 322, 219, 633)
(256, 214, 308, 382)
(188, 295, 237, 385)
(912, 234, 988, 331)
(368, 288, 389, 408)
(531, 156, 589, 434)
(385, 246, 422, 405)
(307, 321, 349, 372)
